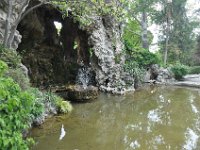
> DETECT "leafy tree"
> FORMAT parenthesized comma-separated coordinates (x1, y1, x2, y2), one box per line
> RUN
(154, 0, 197, 65)
(125, 0, 158, 50)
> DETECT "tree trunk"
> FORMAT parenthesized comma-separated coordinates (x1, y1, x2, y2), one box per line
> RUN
(141, 11, 149, 50)
(164, 32, 169, 65)
(3, 0, 13, 47)
(164, 2, 171, 66)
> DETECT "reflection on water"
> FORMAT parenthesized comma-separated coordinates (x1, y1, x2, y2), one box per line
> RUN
(31, 85, 200, 150)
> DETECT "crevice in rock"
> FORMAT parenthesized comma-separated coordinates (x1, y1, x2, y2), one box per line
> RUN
(17, 4, 92, 88)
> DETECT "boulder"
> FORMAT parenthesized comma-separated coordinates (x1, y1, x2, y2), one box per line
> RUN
(144, 64, 175, 84)
(157, 68, 175, 83)
(54, 85, 99, 102)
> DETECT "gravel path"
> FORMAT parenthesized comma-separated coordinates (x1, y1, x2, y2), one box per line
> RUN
(174, 74, 200, 88)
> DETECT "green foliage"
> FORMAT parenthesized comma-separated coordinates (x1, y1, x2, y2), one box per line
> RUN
(55, 97, 73, 114)
(188, 66, 200, 74)
(123, 20, 141, 50)
(0, 61, 36, 149)
(6, 68, 30, 90)
(124, 61, 145, 88)
(51, 0, 126, 26)
(154, 0, 197, 65)
(170, 63, 188, 80)
(0, 60, 8, 76)
(123, 19, 160, 68)
(26, 88, 45, 119)
(0, 44, 21, 68)
(0, 46, 72, 149)
(0, 44, 30, 90)
(126, 47, 161, 68)
(37, 90, 72, 114)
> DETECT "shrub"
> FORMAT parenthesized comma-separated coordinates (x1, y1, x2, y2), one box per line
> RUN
(188, 66, 200, 74)
(6, 68, 30, 90)
(0, 44, 21, 68)
(0, 44, 30, 90)
(55, 97, 73, 114)
(0, 47, 72, 149)
(0, 60, 35, 149)
(124, 61, 145, 88)
(125, 47, 161, 68)
(170, 64, 188, 80)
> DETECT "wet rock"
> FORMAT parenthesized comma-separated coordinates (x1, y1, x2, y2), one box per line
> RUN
(67, 85, 98, 102)
(55, 85, 99, 102)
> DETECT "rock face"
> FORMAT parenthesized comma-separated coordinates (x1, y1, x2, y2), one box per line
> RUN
(144, 64, 175, 83)
(0, 1, 134, 94)
(87, 15, 134, 94)
(0, 0, 22, 49)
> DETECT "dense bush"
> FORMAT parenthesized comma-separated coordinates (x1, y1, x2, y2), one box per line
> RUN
(188, 66, 200, 74)
(125, 46, 161, 68)
(0, 44, 21, 68)
(55, 97, 73, 114)
(170, 64, 188, 80)
(124, 60, 145, 88)
(132, 49, 161, 67)
(0, 44, 30, 90)
(0, 58, 73, 149)
(0, 60, 35, 149)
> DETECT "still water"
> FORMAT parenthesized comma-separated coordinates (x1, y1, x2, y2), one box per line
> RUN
(31, 85, 200, 150)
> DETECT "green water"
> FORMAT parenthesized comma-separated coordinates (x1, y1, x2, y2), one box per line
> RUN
(31, 85, 200, 150)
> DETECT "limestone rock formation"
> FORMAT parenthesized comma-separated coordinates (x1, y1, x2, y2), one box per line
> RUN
(51, 85, 98, 102)
(0, 1, 135, 94)
(144, 64, 175, 83)
(0, 0, 22, 49)
(87, 15, 134, 94)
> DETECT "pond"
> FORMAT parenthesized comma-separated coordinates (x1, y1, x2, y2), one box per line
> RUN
(30, 85, 200, 150)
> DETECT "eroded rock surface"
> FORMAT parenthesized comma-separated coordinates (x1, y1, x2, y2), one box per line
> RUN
(144, 64, 175, 83)
(53, 85, 99, 102)
(1, 1, 135, 94)
(87, 15, 134, 94)
(0, 0, 22, 49)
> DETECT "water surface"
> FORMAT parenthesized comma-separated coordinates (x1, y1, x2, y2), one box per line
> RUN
(31, 85, 200, 150)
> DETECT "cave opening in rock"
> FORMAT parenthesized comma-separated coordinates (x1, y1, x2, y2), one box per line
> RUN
(54, 21, 62, 36)
(17, 4, 92, 88)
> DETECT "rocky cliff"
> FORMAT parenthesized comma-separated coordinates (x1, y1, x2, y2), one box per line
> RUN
(0, 0, 134, 94)
(0, 0, 23, 49)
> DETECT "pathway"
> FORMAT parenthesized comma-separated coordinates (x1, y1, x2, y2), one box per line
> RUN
(174, 74, 200, 88)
